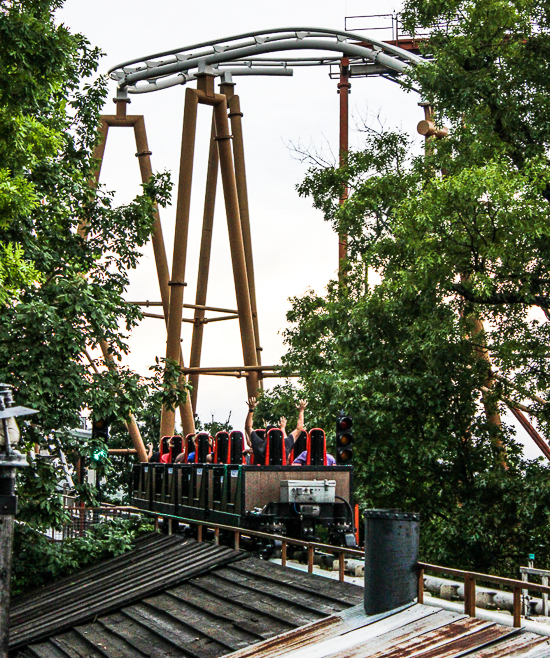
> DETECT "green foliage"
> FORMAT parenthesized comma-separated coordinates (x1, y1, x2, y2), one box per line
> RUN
(0, 242, 41, 304)
(0, 1, 182, 529)
(11, 517, 154, 597)
(253, 383, 313, 430)
(287, 0, 550, 575)
(17, 451, 72, 530)
(195, 413, 233, 436)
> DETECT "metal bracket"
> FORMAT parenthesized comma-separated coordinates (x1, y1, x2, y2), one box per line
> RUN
(214, 134, 233, 141)
(0, 495, 17, 515)
(168, 281, 187, 286)
(135, 150, 152, 157)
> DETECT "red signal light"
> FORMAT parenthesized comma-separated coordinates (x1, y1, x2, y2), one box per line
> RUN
(336, 416, 352, 431)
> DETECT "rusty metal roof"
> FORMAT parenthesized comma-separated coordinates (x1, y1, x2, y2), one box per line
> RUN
(225, 602, 550, 658)
(12, 534, 363, 658)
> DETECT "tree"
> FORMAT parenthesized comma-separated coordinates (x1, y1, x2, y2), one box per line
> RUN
(283, 0, 550, 575)
(253, 382, 309, 429)
(0, 1, 187, 531)
(194, 413, 233, 436)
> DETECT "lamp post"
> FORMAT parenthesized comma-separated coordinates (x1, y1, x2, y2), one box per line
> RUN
(0, 384, 38, 658)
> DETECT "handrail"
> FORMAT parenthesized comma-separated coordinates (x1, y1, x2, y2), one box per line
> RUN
(139, 507, 364, 553)
(123, 505, 363, 578)
(417, 561, 550, 628)
(418, 561, 550, 596)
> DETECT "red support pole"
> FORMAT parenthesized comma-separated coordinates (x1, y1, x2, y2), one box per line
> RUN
(337, 57, 350, 271)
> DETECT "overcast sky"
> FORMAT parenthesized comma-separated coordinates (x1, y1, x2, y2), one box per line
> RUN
(56, 1, 541, 459)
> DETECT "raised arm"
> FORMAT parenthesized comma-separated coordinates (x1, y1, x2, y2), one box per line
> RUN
(244, 396, 257, 447)
(290, 400, 308, 440)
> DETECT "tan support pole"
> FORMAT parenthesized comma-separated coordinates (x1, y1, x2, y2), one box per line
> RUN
(471, 316, 502, 429)
(227, 92, 263, 369)
(81, 100, 148, 462)
(92, 100, 195, 450)
(132, 116, 195, 435)
(99, 339, 148, 462)
(212, 95, 259, 397)
(161, 88, 199, 437)
(189, 115, 219, 412)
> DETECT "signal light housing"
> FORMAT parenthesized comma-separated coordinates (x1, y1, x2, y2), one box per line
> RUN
(90, 418, 110, 468)
(336, 412, 353, 465)
(91, 418, 110, 442)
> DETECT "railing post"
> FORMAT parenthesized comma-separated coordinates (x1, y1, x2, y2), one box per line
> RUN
(543, 576, 549, 617)
(214, 527, 220, 545)
(339, 551, 345, 582)
(281, 541, 287, 567)
(197, 524, 202, 542)
(464, 574, 476, 617)
(154, 516, 159, 532)
(234, 530, 240, 550)
(513, 586, 522, 627)
(522, 569, 529, 616)
(417, 567, 424, 604)
(307, 545, 314, 574)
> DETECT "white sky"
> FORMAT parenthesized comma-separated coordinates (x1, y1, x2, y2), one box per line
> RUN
(57, 1, 541, 459)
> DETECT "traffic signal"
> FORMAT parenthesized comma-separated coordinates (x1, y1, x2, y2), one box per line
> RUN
(336, 412, 353, 464)
(89, 445, 108, 469)
(91, 418, 110, 442)
(90, 418, 110, 468)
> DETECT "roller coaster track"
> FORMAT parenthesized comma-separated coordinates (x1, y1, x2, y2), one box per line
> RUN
(108, 27, 425, 95)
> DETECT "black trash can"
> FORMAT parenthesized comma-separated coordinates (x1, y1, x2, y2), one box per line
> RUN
(364, 509, 420, 615)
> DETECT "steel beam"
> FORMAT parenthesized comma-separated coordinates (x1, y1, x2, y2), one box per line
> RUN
(128, 301, 239, 314)
(189, 115, 219, 412)
(161, 88, 199, 437)
(227, 90, 263, 368)
(212, 93, 259, 397)
(133, 114, 196, 435)
(93, 101, 195, 449)
(99, 339, 148, 463)
(338, 57, 350, 270)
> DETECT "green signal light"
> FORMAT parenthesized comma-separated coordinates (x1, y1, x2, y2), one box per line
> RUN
(89, 446, 108, 468)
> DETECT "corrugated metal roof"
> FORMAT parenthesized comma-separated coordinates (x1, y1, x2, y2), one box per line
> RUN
(12, 535, 363, 658)
(225, 603, 550, 658)
(10, 534, 246, 651)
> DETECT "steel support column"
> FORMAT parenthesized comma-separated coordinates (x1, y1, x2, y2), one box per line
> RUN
(212, 94, 259, 397)
(92, 101, 195, 452)
(99, 339, 148, 462)
(188, 78, 262, 411)
(337, 57, 350, 271)
(161, 88, 199, 437)
(133, 114, 195, 435)
(226, 89, 263, 369)
(78, 103, 146, 462)
(189, 116, 219, 412)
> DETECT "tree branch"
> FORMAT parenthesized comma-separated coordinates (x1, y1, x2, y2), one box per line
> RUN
(448, 283, 550, 309)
